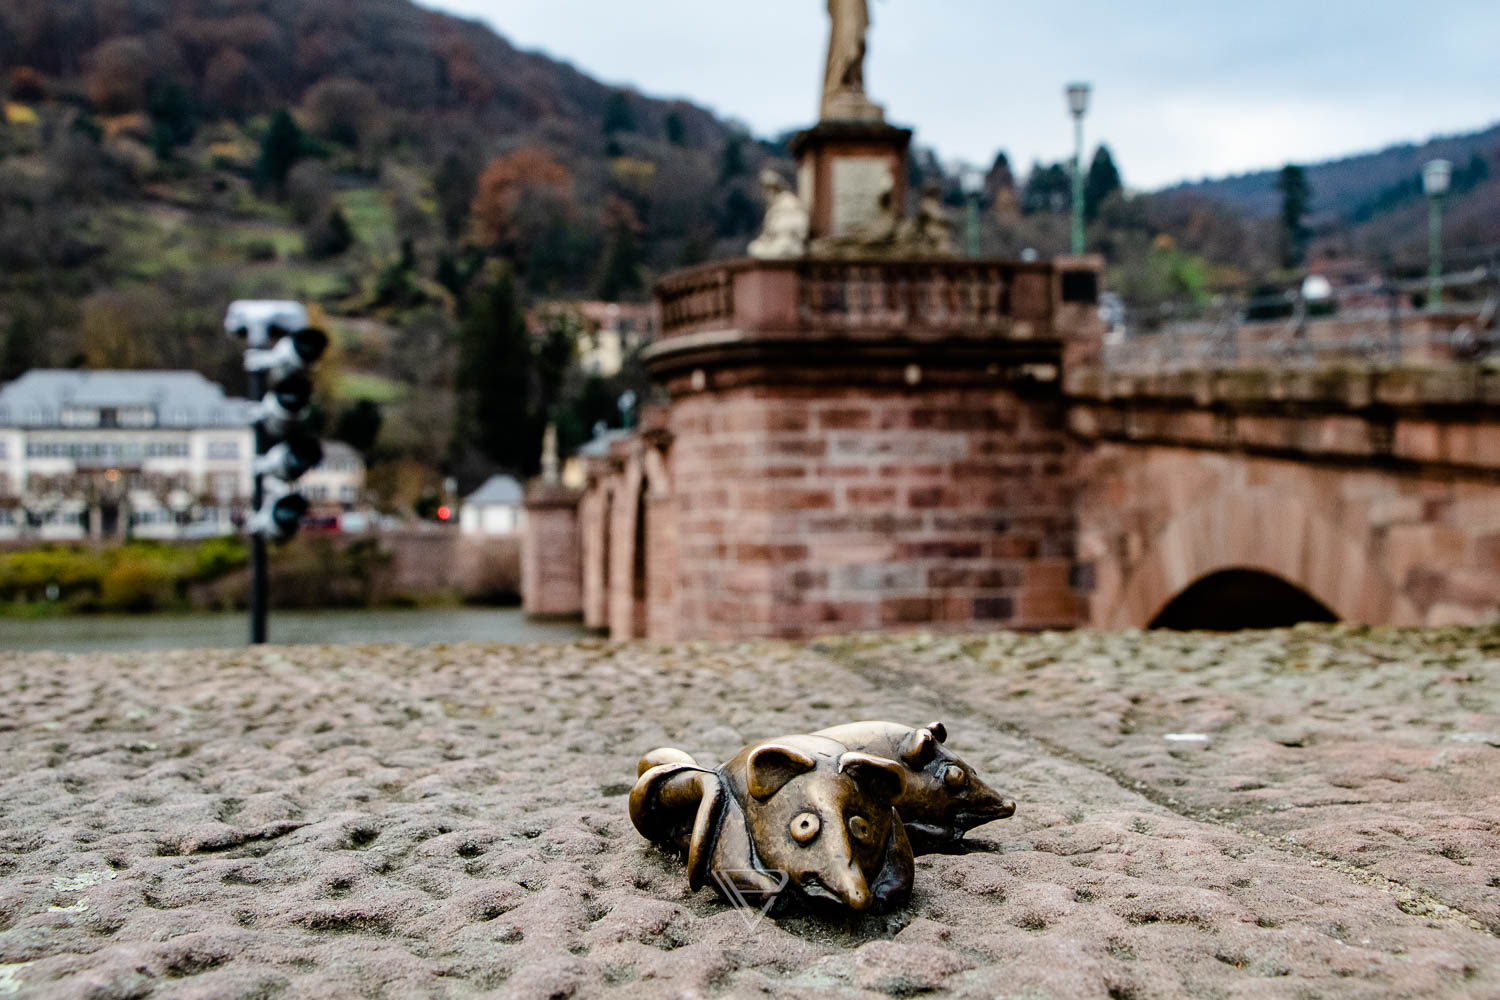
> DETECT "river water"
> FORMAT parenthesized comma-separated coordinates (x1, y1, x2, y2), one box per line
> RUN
(0, 607, 593, 654)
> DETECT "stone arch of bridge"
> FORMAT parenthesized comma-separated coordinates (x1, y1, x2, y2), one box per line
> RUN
(613, 446, 673, 639)
(1100, 489, 1420, 630)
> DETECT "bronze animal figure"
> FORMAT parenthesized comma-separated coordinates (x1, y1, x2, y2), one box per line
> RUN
(813, 721, 1015, 853)
(629, 735, 914, 914)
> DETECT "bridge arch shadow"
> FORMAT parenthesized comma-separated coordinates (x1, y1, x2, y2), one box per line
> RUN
(1149, 568, 1339, 631)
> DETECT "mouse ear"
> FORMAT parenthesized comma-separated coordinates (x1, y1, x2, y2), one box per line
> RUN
(839, 752, 906, 803)
(927, 721, 948, 744)
(900, 728, 937, 767)
(746, 744, 818, 800)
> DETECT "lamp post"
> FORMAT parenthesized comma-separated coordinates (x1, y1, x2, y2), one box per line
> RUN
(961, 166, 985, 259)
(1066, 82, 1092, 255)
(1423, 158, 1451, 312)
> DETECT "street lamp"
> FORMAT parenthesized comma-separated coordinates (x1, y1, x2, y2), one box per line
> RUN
(960, 165, 985, 259)
(1066, 82, 1092, 255)
(1423, 158, 1451, 312)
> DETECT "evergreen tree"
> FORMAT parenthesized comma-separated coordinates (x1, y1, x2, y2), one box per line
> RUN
(665, 111, 686, 146)
(335, 400, 384, 455)
(0, 315, 36, 382)
(719, 137, 746, 183)
(435, 152, 477, 241)
(715, 187, 759, 237)
(986, 151, 1015, 192)
(256, 110, 305, 194)
(1277, 164, 1312, 269)
(454, 268, 537, 475)
(533, 311, 579, 431)
(145, 79, 196, 161)
(598, 222, 643, 300)
(305, 204, 354, 259)
(603, 91, 636, 135)
(1085, 145, 1123, 220)
(1021, 162, 1071, 215)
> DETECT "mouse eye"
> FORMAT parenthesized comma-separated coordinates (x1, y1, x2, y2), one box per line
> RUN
(943, 765, 967, 788)
(848, 815, 873, 844)
(789, 812, 821, 844)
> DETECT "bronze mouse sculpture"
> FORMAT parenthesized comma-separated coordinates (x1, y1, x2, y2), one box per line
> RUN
(629, 735, 914, 914)
(813, 721, 1015, 853)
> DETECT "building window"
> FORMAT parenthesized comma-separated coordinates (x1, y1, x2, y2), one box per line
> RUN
(118, 408, 156, 428)
(206, 441, 239, 460)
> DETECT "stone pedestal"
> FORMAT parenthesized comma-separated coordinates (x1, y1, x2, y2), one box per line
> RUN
(791, 122, 912, 241)
(623, 256, 1093, 640)
(521, 483, 583, 618)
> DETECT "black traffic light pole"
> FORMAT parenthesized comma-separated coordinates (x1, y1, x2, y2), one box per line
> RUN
(249, 366, 268, 645)
(230, 300, 328, 645)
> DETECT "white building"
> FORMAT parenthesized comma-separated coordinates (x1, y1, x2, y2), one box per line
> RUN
(460, 475, 525, 536)
(534, 302, 655, 378)
(0, 370, 373, 541)
(299, 440, 366, 512)
(0, 371, 256, 541)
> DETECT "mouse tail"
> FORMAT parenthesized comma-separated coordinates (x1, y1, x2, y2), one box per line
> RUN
(637, 747, 699, 776)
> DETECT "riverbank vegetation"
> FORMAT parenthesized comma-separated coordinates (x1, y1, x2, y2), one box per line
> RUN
(0, 532, 520, 617)
(0, 538, 247, 614)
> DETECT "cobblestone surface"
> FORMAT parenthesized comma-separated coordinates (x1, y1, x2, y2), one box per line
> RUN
(3, 626, 1500, 998)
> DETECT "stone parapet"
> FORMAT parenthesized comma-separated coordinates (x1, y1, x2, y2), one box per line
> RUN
(652, 257, 1062, 346)
(1068, 365, 1500, 475)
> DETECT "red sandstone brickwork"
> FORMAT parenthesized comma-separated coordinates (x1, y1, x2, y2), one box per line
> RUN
(578, 487, 609, 630)
(645, 494, 678, 640)
(521, 492, 583, 618)
(1071, 366, 1500, 628)
(665, 384, 1079, 640)
(606, 465, 639, 639)
(1079, 444, 1500, 628)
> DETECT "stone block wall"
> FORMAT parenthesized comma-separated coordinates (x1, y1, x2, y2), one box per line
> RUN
(521, 488, 583, 618)
(1072, 367, 1500, 628)
(578, 488, 609, 630)
(1079, 444, 1500, 628)
(666, 383, 1079, 639)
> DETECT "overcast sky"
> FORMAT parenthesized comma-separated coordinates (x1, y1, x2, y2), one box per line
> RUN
(426, 0, 1500, 190)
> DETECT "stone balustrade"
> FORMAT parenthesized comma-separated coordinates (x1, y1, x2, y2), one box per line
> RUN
(654, 257, 1059, 342)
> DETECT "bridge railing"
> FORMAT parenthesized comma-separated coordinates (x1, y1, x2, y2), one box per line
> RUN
(654, 257, 1059, 340)
(1106, 265, 1499, 371)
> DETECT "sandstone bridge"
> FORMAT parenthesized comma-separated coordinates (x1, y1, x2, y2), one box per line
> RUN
(522, 257, 1500, 638)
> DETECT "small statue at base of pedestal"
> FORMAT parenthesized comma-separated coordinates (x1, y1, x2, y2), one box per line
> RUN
(747, 170, 810, 260)
(809, 177, 958, 260)
(904, 182, 958, 258)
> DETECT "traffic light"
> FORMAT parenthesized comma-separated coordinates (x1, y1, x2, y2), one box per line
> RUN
(224, 300, 328, 644)
(225, 300, 328, 543)
(246, 478, 311, 540)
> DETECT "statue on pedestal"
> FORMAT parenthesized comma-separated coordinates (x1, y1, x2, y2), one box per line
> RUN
(748, 169, 810, 260)
(822, 0, 883, 122)
(907, 182, 958, 257)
